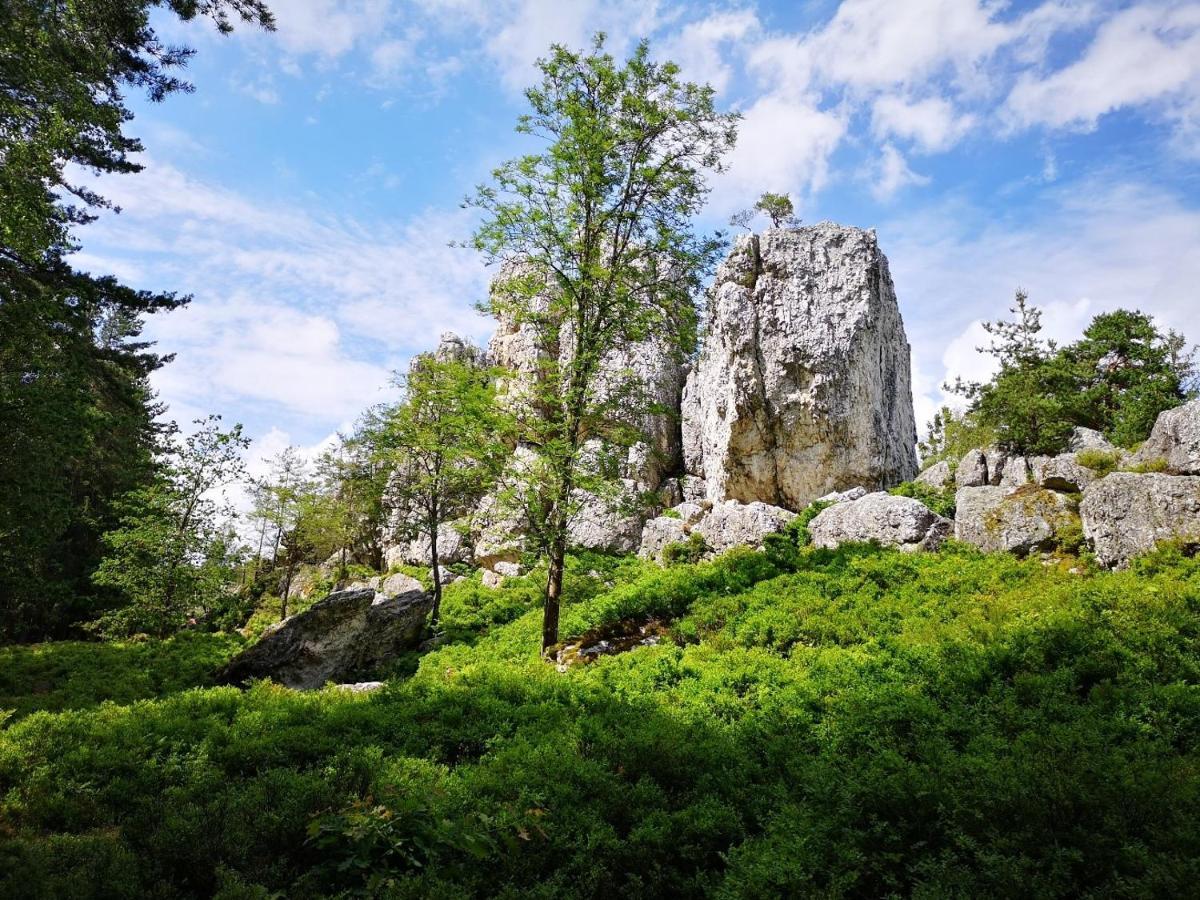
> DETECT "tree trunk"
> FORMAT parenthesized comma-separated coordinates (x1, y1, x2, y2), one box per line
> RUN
(281, 558, 296, 621)
(542, 533, 566, 656)
(429, 515, 442, 628)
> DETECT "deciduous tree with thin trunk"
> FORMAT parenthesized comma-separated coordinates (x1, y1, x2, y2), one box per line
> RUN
(367, 355, 509, 629)
(467, 35, 738, 655)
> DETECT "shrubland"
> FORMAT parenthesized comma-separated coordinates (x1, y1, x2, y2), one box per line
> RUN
(4, 537, 1200, 898)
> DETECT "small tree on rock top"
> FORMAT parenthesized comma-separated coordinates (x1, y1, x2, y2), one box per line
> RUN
(731, 192, 799, 230)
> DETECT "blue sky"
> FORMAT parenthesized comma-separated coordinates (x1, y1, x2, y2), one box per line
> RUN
(74, 0, 1200, 466)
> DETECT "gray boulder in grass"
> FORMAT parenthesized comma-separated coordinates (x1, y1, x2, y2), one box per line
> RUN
(219, 587, 432, 690)
(807, 492, 951, 552)
(1081, 472, 1200, 568)
(953, 485, 1078, 556)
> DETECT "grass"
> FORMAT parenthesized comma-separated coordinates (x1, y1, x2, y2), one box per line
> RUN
(2, 542, 1200, 897)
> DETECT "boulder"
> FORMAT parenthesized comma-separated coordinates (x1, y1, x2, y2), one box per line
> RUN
(638, 515, 689, 560)
(956, 449, 989, 488)
(1069, 426, 1118, 454)
(1036, 453, 1096, 493)
(692, 500, 797, 555)
(995, 455, 1030, 488)
(1130, 399, 1200, 474)
(807, 492, 951, 552)
(671, 501, 709, 526)
(219, 587, 431, 690)
(954, 485, 1078, 556)
(379, 572, 424, 596)
(816, 486, 868, 505)
(1081, 472, 1200, 568)
(681, 224, 918, 510)
(679, 475, 708, 503)
(915, 461, 953, 490)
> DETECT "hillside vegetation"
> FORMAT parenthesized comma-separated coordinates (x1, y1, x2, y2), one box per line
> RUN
(3, 540, 1199, 898)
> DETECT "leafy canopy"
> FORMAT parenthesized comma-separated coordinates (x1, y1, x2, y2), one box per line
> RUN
(467, 34, 738, 651)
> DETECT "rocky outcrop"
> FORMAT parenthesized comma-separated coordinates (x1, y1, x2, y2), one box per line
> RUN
(1130, 399, 1200, 474)
(915, 461, 953, 490)
(638, 515, 689, 559)
(956, 449, 989, 488)
(808, 492, 951, 552)
(1069, 426, 1118, 454)
(1081, 473, 1200, 568)
(954, 485, 1078, 556)
(219, 587, 431, 690)
(486, 266, 685, 493)
(1035, 454, 1097, 493)
(681, 224, 917, 511)
(692, 500, 796, 554)
(390, 521, 471, 569)
(568, 482, 645, 554)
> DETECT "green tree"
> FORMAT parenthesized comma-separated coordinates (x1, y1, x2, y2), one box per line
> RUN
(369, 356, 509, 627)
(467, 36, 737, 653)
(950, 293, 1196, 455)
(92, 417, 249, 637)
(1063, 309, 1194, 447)
(730, 192, 799, 230)
(0, 0, 273, 638)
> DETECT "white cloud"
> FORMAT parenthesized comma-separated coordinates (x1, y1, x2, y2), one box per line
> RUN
(484, 0, 664, 90)
(885, 179, 1200, 422)
(712, 94, 846, 213)
(73, 159, 494, 443)
(265, 0, 391, 59)
(872, 94, 975, 152)
(658, 10, 759, 94)
(1006, 3, 1200, 136)
(872, 144, 930, 200)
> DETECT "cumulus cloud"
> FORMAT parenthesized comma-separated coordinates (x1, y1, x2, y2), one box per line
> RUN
(871, 144, 930, 200)
(658, 10, 759, 94)
(872, 94, 975, 152)
(1006, 3, 1200, 137)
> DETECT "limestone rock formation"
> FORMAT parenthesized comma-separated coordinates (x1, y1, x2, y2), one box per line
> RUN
(807, 492, 950, 552)
(915, 461, 953, 490)
(692, 500, 797, 555)
(567, 482, 646, 554)
(681, 224, 918, 510)
(1035, 454, 1097, 493)
(1081, 473, 1200, 568)
(391, 521, 471, 569)
(1130, 399, 1200, 474)
(1069, 426, 1118, 454)
(954, 485, 1078, 556)
(638, 515, 689, 560)
(219, 587, 431, 690)
(956, 449, 989, 488)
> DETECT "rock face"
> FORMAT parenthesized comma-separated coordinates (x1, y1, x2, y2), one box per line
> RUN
(567, 483, 645, 554)
(954, 485, 1078, 556)
(681, 224, 917, 511)
(807, 492, 950, 552)
(1131, 399, 1200, 474)
(1036, 454, 1097, 493)
(956, 449, 989, 488)
(692, 500, 796, 554)
(1081, 473, 1200, 568)
(220, 587, 432, 690)
(1069, 426, 1118, 454)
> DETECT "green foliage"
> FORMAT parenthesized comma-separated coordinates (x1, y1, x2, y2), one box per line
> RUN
(951, 294, 1194, 455)
(0, 0, 272, 640)
(729, 192, 799, 230)
(4, 546, 1200, 896)
(660, 507, 683, 519)
(467, 34, 738, 650)
(0, 632, 242, 721)
(91, 418, 249, 637)
(890, 479, 956, 518)
(662, 532, 709, 566)
(918, 405, 997, 467)
(365, 355, 511, 626)
(1076, 448, 1123, 476)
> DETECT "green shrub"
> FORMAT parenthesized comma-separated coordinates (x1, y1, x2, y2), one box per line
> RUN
(4, 547, 1200, 898)
(662, 532, 708, 566)
(889, 479, 956, 518)
(1076, 448, 1123, 476)
(660, 508, 682, 520)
